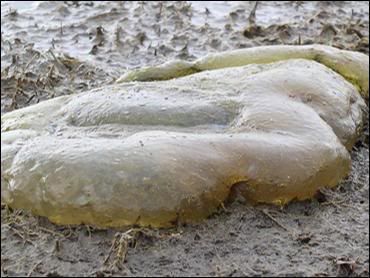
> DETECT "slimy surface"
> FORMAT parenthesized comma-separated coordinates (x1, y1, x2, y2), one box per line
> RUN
(117, 44, 369, 99)
(1, 45, 368, 227)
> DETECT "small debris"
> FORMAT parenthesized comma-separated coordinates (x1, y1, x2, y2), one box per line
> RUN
(335, 257, 358, 276)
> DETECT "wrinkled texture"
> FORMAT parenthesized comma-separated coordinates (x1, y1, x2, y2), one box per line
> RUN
(1, 45, 368, 228)
(117, 44, 369, 99)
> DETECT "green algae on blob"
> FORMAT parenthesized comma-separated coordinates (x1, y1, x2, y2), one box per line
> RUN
(1, 45, 369, 228)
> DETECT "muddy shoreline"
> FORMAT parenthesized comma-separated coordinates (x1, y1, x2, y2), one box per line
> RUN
(1, 1, 369, 277)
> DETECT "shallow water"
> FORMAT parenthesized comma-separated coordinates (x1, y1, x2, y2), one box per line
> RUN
(1, 1, 368, 70)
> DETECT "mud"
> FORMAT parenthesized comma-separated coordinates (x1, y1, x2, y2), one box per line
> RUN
(1, 1, 369, 277)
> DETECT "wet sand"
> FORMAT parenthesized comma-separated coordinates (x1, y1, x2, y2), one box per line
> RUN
(1, 1, 369, 276)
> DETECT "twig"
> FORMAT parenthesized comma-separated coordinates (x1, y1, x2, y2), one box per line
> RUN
(85, 225, 92, 238)
(103, 229, 135, 270)
(219, 202, 228, 212)
(27, 260, 42, 277)
(23, 53, 39, 74)
(47, 49, 66, 71)
(321, 199, 346, 208)
(9, 227, 35, 246)
(248, 1, 259, 25)
(111, 234, 129, 269)
(38, 227, 64, 237)
(260, 209, 293, 235)
(103, 233, 119, 265)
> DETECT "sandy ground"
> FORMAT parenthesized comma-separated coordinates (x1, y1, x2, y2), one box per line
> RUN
(1, 1, 369, 277)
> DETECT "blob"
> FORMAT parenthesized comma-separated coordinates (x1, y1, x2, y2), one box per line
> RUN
(1, 45, 368, 227)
